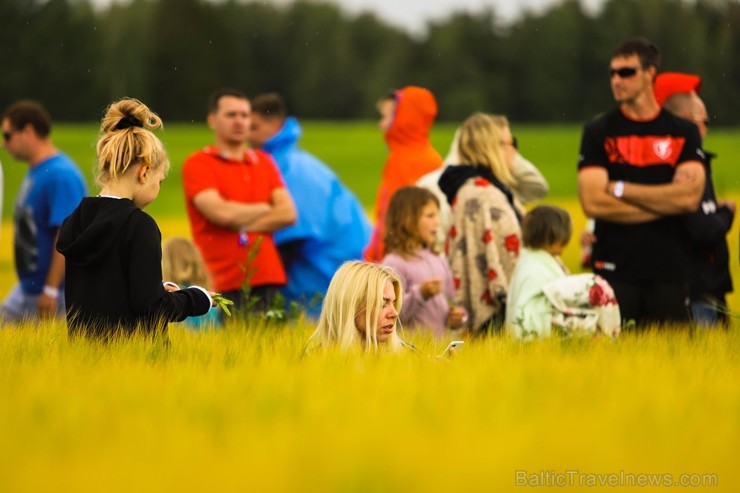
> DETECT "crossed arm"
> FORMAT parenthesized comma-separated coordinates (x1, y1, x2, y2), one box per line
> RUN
(578, 161, 705, 223)
(192, 187, 297, 232)
(612, 161, 705, 215)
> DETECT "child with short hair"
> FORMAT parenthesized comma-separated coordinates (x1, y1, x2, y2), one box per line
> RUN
(162, 236, 221, 329)
(381, 186, 466, 337)
(57, 98, 213, 339)
(505, 205, 620, 339)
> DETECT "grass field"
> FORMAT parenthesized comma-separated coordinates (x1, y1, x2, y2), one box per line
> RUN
(0, 320, 737, 492)
(1, 123, 739, 492)
(3, 121, 740, 218)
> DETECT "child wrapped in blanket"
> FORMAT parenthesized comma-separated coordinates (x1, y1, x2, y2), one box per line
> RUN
(506, 205, 620, 339)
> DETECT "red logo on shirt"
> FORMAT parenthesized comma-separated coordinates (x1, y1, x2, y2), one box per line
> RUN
(604, 135, 686, 167)
(652, 138, 673, 161)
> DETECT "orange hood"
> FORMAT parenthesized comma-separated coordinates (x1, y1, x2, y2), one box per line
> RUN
(384, 86, 438, 149)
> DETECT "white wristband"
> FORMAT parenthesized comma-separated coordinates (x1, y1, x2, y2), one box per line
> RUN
(43, 285, 60, 299)
(613, 180, 625, 198)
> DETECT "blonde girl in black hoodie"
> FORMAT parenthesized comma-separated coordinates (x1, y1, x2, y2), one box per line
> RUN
(57, 98, 212, 339)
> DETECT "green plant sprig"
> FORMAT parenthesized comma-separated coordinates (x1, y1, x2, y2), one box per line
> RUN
(212, 293, 234, 317)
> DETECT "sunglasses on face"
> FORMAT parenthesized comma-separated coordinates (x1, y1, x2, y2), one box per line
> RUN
(502, 135, 518, 150)
(609, 67, 640, 79)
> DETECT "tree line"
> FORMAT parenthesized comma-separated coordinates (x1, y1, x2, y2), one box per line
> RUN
(1, 0, 739, 123)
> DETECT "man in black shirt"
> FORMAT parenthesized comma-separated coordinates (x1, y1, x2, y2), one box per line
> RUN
(577, 37, 706, 329)
(656, 73, 734, 328)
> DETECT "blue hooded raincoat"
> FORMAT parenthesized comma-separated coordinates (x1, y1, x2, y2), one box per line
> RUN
(262, 117, 372, 317)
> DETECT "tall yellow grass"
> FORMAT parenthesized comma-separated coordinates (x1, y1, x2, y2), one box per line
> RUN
(1, 200, 739, 492)
(0, 320, 737, 492)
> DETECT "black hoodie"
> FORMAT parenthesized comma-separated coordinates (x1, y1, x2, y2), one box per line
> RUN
(57, 197, 210, 338)
(438, 164, 522, 223)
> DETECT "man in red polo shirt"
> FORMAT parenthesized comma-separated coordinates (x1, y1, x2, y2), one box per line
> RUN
(183, 88, 296, 317)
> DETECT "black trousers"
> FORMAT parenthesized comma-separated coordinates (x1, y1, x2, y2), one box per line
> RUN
(219, 285, 281, 321)
(608, 280, 691, 329)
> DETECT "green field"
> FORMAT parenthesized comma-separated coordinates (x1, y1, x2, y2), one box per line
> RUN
(4, 121, 740, 218)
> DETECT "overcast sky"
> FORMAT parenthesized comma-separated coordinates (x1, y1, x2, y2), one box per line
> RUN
(92, 0, 607, 35)
(317, 0, 607, 33)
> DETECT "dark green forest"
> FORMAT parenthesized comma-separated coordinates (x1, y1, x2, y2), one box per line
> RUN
(2, 0, 739, 123)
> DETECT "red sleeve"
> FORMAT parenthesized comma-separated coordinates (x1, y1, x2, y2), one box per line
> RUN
(182, 152, 218, 200)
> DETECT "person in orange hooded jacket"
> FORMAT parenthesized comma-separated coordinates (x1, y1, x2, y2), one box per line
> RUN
(364, 86, 443, 262)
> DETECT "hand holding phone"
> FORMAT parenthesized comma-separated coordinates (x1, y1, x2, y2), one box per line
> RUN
(441, 340, 464, 357)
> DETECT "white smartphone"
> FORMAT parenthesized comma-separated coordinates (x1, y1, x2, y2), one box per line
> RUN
(442, 340, 465, 356)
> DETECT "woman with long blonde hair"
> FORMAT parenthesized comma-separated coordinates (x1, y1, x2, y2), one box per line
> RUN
(438, 113, 524, 335)
(308, 261, 409, 353)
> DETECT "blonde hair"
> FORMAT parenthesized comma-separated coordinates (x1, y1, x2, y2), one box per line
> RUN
(161, 237, 211, 289)
(384, 186, 440, 258)
(443, 127, 462, 165)
(96, 98, 169, 187)
(457, 112, 515, 187)
(309, 261, 404, 353)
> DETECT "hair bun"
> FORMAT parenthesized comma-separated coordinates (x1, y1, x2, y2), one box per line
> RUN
(115, 115, 143, 130)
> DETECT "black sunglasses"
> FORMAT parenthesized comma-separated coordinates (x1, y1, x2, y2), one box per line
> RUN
(502, 135, 518, 150)
(609, 67, 640, 78)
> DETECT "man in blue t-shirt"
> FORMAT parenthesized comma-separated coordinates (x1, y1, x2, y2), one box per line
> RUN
(577, 38, 706, 329)
(1, 100, 87, 322)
